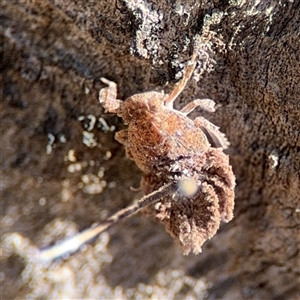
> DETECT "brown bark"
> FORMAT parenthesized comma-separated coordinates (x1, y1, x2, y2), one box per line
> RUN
(1, 0, 299, 299)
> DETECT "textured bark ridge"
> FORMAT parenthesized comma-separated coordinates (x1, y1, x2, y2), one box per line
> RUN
(1, 0, 299, 299)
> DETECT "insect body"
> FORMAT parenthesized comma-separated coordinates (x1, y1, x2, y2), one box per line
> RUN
(99, 51, 235, 255)
(39, 50, 235, 261)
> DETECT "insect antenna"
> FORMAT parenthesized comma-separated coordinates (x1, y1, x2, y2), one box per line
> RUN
(164, 51, 198, 106)
(38, 182, 177, 261)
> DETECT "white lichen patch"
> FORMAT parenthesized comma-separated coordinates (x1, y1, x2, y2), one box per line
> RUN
(1, 226, 116, 299)
(104, 151, 112, 160)
(97, 167, 105, 178)
(65, 149, 77, 162)
(46, 133, 68, 154)
(58, 134, 66, 143)
(1, 225, 209, 299)
(108, 181, 116, 188)
(61, 179, 72, 202)
(174, 2, 199, 25)
(98, 117, 116, 132)
(86, 115, 97, 131)
(80, 173, 107, 194)
(67, 162, 88, 173)
(79, 115, 116, 133)
(125, 269, 208, 300)
(66, 157, 108, 194)
(268, 152, 279, 169)
(82, 131, 97, 148)
(46, 133, 55, 154)
(84, 86, 90, 94)
(39, 197, 46, 206)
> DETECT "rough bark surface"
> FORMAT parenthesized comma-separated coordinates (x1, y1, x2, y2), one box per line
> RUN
(1, 0, 299, 299)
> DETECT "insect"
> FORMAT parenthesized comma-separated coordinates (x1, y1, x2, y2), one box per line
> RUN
(39, 49, 235, 261)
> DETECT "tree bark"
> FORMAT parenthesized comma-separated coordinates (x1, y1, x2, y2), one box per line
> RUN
(1, 0, 299, 299)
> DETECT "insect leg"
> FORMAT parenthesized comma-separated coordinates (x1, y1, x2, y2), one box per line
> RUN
(115, 129, 129, 145)
(194, 116, 230, 149)
(99, 78, 123, 114)
(180, 99, 216, 115)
